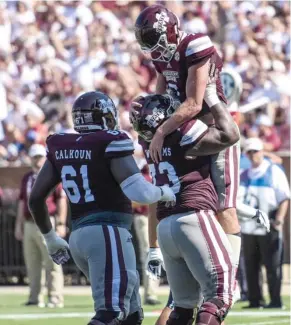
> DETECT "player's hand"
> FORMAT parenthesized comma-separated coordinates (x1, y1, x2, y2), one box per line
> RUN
(253, 210, 270, 232)
(149, 128, 165, 163)
(43, 229, 70, 265)
(146, 247, 164, 280)
(159, 185, 176, 207)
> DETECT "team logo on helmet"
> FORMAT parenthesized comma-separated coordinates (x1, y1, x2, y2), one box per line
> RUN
(153, 12, 169, 33)
(145, 107, 166, 128)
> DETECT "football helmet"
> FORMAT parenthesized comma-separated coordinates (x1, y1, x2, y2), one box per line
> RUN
(134, 5, 180, 62)
(130, 94, 176, 142)
(72, 91, 118, 132)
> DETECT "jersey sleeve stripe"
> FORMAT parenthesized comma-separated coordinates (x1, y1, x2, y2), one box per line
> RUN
(186, 36, 213, 56)
(180, 120, 208, 147)
(105, 140, 134, 152)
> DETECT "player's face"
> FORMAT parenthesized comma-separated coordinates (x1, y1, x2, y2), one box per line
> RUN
(247, 149, 263, 167)
(31, 155, 46, 173)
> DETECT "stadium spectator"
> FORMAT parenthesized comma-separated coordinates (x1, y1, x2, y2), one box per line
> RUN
(0, 1, 288, 166)
(14, 144, 67, 308)
(238, 138, 290, 309)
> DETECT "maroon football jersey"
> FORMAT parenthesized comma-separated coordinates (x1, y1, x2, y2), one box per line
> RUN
(153, 33, 227, 121)
(46, 130, 134, 220)
(139, 120, 218, 220)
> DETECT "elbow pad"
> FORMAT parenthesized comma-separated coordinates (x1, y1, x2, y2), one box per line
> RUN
(120, 173, 162, 204)
(236, 202, 257, 219)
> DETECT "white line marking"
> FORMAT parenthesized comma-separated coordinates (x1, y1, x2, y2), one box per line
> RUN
(233, 320, 290, 325)
(0, 311, 289, 320)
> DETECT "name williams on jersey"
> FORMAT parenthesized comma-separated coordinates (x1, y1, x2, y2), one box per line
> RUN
(55, 149, 92, 160)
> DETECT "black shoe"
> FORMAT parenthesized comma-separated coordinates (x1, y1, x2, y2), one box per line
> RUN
(144, 297, 161, 305)
(242, 303, 264, 309)
(23, 301, 45, 308)
(264, 303, 285, 309)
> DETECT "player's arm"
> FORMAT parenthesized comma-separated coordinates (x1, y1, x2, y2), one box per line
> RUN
(28, 159, 60, 234)
(157, 59, 209, 138)
(185, 101, 240, 157)
(148, 202, 159, 247)
(110, 155, 175, 205)
(29, 158, 70, 264)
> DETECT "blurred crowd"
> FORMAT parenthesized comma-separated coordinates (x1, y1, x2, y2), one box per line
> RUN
(0, 0, 289, 167)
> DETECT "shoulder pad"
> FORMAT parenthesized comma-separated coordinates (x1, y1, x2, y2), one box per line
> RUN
(185, 34, 213, 57)
(104, 130, 134, 158)
(179, 120, 208, 147)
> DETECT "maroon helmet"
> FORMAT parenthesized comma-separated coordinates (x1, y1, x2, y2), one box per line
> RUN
(134, 5, 180, 62)
(72, 91, 118, 132)
(131, 94, 177, 142)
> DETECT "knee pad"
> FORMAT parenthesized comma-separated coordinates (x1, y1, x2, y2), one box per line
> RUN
(121, 309, 144, 325)
(88, 310, 125, 325)
(195, 299, 228, 325)
(166, 307, 194, 325)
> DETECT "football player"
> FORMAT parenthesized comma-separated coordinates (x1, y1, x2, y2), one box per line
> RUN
(134, 5, 243, 302)
(28, 91, 176, 325)
(132, 93, 237, 325)
(131, 94, 270, 325)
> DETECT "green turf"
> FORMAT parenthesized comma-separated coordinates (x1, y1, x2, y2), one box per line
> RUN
(0, 294, 289, 325)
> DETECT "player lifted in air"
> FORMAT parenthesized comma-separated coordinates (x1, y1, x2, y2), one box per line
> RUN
(28, 91, 176, 325)
(133, 4, 242, 312)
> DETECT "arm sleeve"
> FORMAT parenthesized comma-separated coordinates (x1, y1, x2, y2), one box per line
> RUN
(185, 34, 215, 68)
(236, 202, 257, 219)
(179, 119, 208, 147)
(104, 133, 135, 159)
(272, 165, 290, 204)
(120, 173, 162, 204)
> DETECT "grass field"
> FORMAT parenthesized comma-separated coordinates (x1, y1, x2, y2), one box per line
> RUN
(0, 294, 290, 325)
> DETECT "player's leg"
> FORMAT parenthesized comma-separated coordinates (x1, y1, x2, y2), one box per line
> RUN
(121, 274, 144, 325)
(84, 225, 139, 324)
(155, 292, 174, 325)
(157, 216, 201, 325)
(168, 211, 233, 325)
(211, 141, 241, 303)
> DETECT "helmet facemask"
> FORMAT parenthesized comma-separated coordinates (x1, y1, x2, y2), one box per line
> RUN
(142, 33, 177, 62)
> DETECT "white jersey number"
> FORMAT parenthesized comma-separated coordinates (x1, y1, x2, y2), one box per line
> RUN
(149, 161, 181, 194)
(61, 165, 94, 203)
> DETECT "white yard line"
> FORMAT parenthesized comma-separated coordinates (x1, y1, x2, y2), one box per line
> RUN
(0, 311, 290, 320)
(233, 320, 290, 325)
